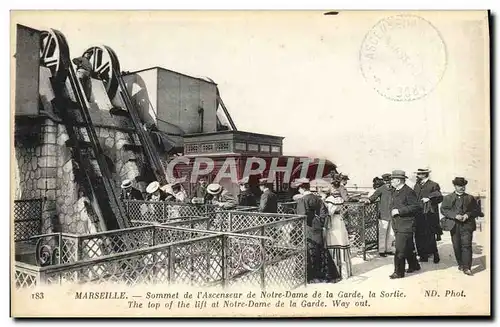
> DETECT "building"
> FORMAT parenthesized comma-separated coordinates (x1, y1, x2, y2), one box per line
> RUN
(13, 23, 336, 244)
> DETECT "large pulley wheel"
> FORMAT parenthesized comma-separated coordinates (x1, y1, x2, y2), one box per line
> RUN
(82, 45, 121, 99)
(39, 29, 70, 83)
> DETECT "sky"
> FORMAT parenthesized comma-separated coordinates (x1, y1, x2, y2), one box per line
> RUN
(11, 10, 490, 193)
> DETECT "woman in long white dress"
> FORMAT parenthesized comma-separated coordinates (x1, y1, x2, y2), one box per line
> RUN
(323, 188, 353, 280)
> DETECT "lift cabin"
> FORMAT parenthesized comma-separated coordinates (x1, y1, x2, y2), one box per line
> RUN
(122, 67, 337, 199)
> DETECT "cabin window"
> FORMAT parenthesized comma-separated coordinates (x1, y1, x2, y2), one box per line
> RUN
(201, 143, 214, 152)
(260, 145, 270, 153)
(215, 142, 230, 152)
(185, 144, 199, 153)
(235, 142, 246, 151)
(248, 144, 258, 152)
(271, 146, 281, 153)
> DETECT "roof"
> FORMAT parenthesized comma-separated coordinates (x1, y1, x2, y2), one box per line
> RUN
(17, 24, 41, 34)
(183, 130, 285, 140)
(121, 66, 218, 86)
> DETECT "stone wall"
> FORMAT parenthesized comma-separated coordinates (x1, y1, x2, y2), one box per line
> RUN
(15, 119, 58, 233)
(14, 116, 148, 235)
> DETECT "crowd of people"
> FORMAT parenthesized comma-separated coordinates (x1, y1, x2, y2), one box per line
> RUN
(362, 168, 483, 279)
(118, 167, 483, 283)
(118, 176, 281, 212)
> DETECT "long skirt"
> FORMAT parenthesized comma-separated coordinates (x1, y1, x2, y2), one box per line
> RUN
(307, 237, 339, 283)
(324, 214, 352, 279)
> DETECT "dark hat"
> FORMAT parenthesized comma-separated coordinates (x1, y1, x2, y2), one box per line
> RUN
(390, 170, 408, 179)
(258, 178, 272, 186)
(381, 173, 391, 181)
(331, 174, 342, 183)
(372, 176, 383, 183)
(452, 177, 468, 186)
(415, 168, 431, 174)
(291, 177, 310, 188)
(170, 180, 181, 187)
(238, 176, 250, 185)
(341, 174, 350, 180)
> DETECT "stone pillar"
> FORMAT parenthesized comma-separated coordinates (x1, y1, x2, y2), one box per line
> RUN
(38, 119, 59, 233)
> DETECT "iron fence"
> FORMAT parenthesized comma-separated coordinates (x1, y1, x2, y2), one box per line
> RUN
(277, 201, 378, 260)
(123, 200, 257, 227)
(14, 220, 306, 290)
(126, 200, 378, 260)
(14, 199, 43, 241)
(15, 225, 211, 268)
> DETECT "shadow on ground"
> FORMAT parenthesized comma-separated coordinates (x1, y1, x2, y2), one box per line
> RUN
(349, 240, 486, 279)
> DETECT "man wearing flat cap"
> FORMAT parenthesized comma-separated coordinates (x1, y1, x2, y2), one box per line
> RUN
(120, 179, 144, 201)
(440, 177, 481, 276)
(258, 178, 278, 213)
(293, 178, 339, 283)
(238, 177, 258, 207)
(388, 170, 422, 279)
(413, 168, 444, 263)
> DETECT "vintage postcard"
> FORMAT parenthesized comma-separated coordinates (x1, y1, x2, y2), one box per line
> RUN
(10, 10, 491, 317)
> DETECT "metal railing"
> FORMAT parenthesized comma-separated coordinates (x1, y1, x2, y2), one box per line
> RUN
(123, 200, 257, 227)
(277, 201, 378, 260)
(13, 199, 43, 242)
(14, 218, 306, 289)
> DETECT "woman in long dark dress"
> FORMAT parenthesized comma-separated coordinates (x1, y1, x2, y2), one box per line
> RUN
(292, 178, 340, 283)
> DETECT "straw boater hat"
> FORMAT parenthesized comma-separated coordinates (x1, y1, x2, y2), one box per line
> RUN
(415, 168, 432, 174)
(452, 177, 468, 186)
(390, 170, 408, 179)
(160, 184, 173, 195)
(207, 183, 223, 195)
(146, 181, 160, 194)
(120, 179, 132, 189)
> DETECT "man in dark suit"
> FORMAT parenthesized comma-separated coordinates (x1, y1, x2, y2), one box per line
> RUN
(413, 168, 444, 263)
(120, 179, 144, 201)
(440, 177, 481, 276)
(193, 177, 210, 203)
(258, 178, 278, 213)
(238, 177, 258, 207)
(389, 170, 422, 279)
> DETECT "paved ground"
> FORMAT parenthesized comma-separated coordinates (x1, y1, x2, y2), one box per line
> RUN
(342, 228, 488, 286)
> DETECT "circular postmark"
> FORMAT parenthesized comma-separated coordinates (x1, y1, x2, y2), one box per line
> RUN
(359, 14, 447, 101)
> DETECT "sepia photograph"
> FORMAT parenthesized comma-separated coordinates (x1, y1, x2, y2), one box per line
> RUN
(9, 9, 491, 317)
